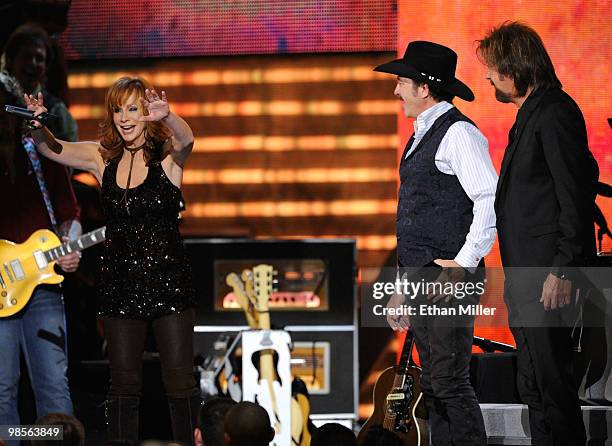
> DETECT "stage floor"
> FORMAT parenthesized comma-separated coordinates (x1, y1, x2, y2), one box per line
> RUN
(481, 403, 611, 445)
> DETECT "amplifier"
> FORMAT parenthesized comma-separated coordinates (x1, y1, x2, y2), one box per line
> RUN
(184, 238, 357, 326)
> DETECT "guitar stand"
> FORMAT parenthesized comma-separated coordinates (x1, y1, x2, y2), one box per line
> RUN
(242, 329, 293, 446)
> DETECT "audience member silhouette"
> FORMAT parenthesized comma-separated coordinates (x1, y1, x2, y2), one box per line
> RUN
(311, 422, 356, 446)
(32, 412, 85, 446)
(358, 425, 403, 446)
(194, 397, 236, 446)
(223, 402, 274, 446)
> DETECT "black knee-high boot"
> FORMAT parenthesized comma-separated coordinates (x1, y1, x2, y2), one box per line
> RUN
(167, 393, 202, 446)
(105, 396, 140, 443)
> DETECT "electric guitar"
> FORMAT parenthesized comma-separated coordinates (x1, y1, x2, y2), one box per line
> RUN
(227, 265, 311, 445)
(358, 330, 428, 446)
(0, 227, 106, 317)
(226, 272, 259, 328)
(251, 265, 285, 438)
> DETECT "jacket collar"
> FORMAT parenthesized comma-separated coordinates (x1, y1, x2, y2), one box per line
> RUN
(495, 88, 549, 203)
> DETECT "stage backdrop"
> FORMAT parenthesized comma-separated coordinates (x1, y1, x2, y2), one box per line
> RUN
(62, 1, 610, 349)
(60, 0, 396, 59)
(397, 0, 612, 344)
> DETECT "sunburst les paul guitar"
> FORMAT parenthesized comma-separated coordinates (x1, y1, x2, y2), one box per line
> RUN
(0, 227, 106, 317)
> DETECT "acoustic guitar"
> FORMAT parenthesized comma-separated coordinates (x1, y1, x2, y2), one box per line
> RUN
(358, 330, 428, 446)
(0, 227, 106, 317)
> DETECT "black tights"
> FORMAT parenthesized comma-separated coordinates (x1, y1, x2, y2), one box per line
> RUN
(104, 308, 197, 398)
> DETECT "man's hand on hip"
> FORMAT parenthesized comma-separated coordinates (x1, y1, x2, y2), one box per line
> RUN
(428, 259, 466, 303)
(540, 272, 572, 311)
(387, 292, 410, 331)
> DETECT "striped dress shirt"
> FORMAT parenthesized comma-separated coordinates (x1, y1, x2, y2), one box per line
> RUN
(404, 101, 498, 269)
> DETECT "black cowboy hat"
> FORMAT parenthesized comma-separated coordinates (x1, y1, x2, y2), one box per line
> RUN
(374, 41, 474, 102)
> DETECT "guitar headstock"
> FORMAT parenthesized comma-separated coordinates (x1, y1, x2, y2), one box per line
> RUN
(226, 272, 258, 328)
(226, 273, 249, 311)
(252, 264, 276, 313)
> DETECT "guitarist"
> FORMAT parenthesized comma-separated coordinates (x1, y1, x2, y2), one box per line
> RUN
(374, 42, 497, 445)
(0, 73, 81, 431)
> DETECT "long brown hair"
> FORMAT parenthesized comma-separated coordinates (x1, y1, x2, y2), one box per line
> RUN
(98, 76, 172, 164)
(476, 22, 562, 97)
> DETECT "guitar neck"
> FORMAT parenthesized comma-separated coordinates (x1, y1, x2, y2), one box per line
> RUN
(398, 329, 416, 372)
(258, 311, 271, 330)
(44, 226, 106, 262)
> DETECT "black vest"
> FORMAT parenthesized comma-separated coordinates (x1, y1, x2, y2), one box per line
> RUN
(397, 107, 475, 267)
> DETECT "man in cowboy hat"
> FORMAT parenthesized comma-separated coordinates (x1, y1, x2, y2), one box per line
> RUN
(379, 41, 497, 445)
(477, 23, 598, 446)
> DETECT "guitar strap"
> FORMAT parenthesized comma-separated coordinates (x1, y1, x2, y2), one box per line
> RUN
(22, 136, 59, 234)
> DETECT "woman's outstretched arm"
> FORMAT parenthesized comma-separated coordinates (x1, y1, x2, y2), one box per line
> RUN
(26, 92, 105, 182)
(139, 89, 194, 167)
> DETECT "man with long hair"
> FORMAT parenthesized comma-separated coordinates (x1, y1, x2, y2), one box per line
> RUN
(477, 22, 598, 445)
(0, 72, 81, 439)
(3, 23, 78, 142)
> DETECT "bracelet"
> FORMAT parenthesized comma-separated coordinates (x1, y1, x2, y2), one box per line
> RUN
(551, 270, 567, 280)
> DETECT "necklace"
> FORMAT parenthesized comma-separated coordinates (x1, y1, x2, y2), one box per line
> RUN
(119, 143, 147, 215)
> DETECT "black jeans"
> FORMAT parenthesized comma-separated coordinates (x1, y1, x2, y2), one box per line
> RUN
(505, 279, 586, 446)
(409, 265, 487, 446)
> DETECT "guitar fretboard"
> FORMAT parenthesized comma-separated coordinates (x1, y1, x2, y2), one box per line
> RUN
(398, 330, 415, 371)
(44, 227, 106, 262)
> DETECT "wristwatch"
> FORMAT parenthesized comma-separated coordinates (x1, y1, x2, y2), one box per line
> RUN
(550, 267, 567, 280)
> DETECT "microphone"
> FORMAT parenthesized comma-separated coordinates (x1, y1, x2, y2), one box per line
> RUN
(4, 105, 58, 126)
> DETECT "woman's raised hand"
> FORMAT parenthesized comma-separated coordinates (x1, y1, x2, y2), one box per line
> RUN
(24, 92, 47, 129)
(139, 88, 169, 122)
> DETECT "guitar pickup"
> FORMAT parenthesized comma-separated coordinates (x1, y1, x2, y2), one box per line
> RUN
(33, 250, 48, 270)
(3, 264, 14, 283)
(386, 393, 406, 401)
(9, 260, 24, 281)
(0, 270, 5, 289)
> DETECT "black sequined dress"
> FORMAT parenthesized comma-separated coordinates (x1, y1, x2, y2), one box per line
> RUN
(98, 156, 195, 319)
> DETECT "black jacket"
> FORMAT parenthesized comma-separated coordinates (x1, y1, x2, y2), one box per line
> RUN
(495, 87, 598, 269)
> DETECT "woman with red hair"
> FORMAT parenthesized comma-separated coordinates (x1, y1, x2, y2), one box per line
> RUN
(26, 76, 200, 445)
